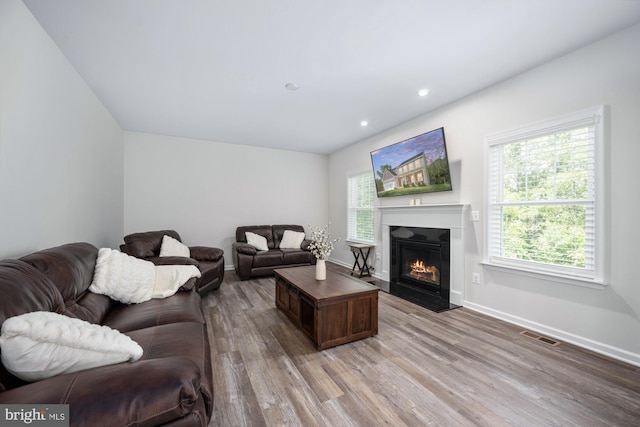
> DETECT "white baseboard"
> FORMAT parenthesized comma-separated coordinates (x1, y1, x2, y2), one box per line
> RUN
(449, 290, 463, 306)
(327, 257, 351, 270)
(463, 301, 640, 368)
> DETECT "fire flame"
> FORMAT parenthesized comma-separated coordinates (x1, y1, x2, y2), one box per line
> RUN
(409, 260, 439, 283)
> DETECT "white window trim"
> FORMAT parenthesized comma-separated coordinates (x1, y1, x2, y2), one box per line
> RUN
(483, 106, 607, 289)
(347, 170, 376, 244)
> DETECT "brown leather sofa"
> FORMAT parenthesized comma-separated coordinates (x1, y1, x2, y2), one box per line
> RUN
(0, 242, 213, 427)
(120, 230, 224, 295)
(232, 224, 316, 280)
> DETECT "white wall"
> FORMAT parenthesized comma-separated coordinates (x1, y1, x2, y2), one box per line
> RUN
(329, 24, 640, 365)
(0, 0, 124, 258)
(124, 131, 329, 268)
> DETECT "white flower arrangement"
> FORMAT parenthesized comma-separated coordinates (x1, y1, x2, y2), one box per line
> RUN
(307, 224, 340, 260)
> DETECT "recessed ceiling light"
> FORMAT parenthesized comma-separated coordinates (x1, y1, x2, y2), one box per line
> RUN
(360, 120, 368, 127)
(417, 89, 429, 97)
(285, 82, 298, 91)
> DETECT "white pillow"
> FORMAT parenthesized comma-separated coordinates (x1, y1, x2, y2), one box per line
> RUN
(279, 230, 306, 249)
(0, 311, 143, 382)
(159, 235, 190, 257)
(246, 231, 269, 251)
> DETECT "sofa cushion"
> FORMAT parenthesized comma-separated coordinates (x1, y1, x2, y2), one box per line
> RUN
(64, 292, 115, 325)
(102, 291, 205, 333)
(279, 230, 306, 249)
(0, 260, 65, 327)
(0, 311, 143, 382)
(252, 250, 284, 268)
(246, 232, 269, 251)
(236, 225, 275, 249)
(20, 242, 98, 306)
(123, 230, 181, 258)
(160, 235, 190, 257)
(281, 249, 314, 265)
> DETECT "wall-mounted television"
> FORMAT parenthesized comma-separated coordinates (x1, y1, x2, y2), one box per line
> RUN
(370, 127, 452, 198)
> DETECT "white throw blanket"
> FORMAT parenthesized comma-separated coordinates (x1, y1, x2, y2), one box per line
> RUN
(89, 248, 201, 304)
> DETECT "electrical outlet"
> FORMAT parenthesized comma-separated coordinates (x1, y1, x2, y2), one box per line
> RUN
(472, 273, 481, 284)
(471, 211, 480, 222)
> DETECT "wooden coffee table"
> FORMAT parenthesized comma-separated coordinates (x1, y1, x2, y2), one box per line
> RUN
(275, 265, 379, 350)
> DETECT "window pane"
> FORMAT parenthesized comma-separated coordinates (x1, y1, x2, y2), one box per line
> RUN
(555, 128, 592, 200)
(501, 204, 588, 268)
(348, 172, 375, 243)
(501, 127, 592, 203)
(354, 209, 374, 241)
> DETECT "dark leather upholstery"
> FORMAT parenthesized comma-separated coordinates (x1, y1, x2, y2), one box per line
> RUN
(121, 230, 224, 295)
(232, 225, 316, 280)
(102, 291, 204, 333)
(0, 242, 213, 426)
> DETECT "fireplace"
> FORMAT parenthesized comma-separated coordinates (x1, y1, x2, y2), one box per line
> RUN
(390, 226, 458, 312)
(379, 204, 468, 308)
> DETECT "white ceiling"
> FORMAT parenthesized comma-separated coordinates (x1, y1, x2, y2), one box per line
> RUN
(22, 0, 640, 154)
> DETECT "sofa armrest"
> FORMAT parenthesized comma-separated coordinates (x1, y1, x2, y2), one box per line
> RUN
(146, 256, 200, 267)
(0, 358, 204, 426)
(179, 277, 198, 292)
(301, 239, 312, 251)
(232, 242, 256, 256)
(189, 246, 223, 262)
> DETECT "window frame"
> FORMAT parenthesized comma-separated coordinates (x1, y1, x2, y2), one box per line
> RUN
(347, 170, 376, 244)
(483, 106, 607, 289)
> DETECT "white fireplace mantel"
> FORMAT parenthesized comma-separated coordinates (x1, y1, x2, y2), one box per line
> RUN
(378, 203, 469, 306)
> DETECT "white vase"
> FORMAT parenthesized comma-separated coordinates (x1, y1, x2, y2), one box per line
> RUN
(315, 259, 326, 280)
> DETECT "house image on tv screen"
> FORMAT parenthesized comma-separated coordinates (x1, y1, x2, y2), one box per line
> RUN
(382, 152, 430, 191)
(370, 127, 452, 197)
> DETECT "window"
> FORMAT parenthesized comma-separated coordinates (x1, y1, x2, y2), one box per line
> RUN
(348, 172, 375, 243)
(485, 106, 605, 285)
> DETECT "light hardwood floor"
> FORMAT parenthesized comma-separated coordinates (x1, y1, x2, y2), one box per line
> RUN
(203, 266, 640, 426)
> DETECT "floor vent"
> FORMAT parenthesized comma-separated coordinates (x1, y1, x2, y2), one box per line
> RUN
(520, 330, 561, 346)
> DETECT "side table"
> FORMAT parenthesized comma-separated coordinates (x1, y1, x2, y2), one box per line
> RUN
(348, 243, 375, 278)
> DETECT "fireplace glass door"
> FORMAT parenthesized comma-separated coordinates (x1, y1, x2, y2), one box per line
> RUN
(398, 241, 442, 295)
(390, 226, 452, 311)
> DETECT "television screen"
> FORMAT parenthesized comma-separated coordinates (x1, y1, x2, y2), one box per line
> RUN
(370, 127, 452, 197)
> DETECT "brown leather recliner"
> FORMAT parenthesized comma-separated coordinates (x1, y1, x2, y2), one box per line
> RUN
(120, 230, 224, 295)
